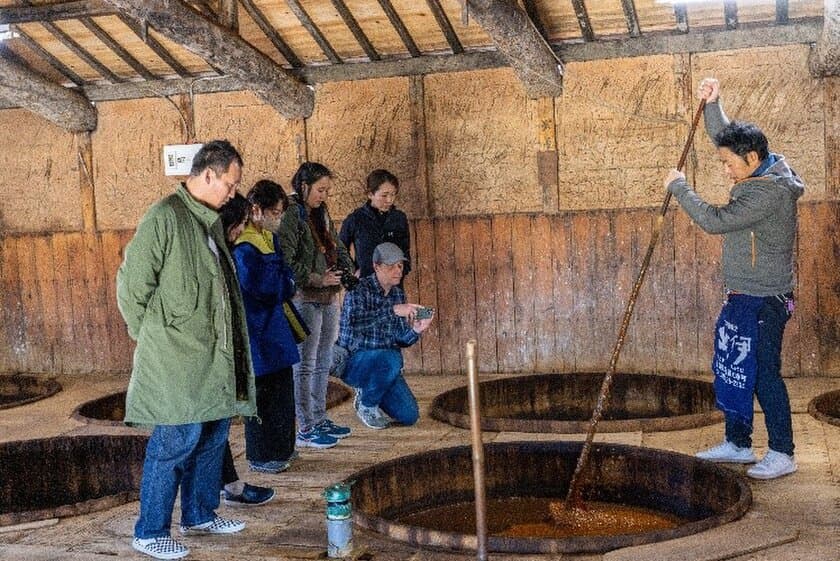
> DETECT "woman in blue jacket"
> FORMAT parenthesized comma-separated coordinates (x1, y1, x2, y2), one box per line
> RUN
(233, 180, 301, 473)
(339, 169, 411, 280)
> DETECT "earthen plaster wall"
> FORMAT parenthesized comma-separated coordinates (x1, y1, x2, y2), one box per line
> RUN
(0, 44, 831, 231)
(0, 109, 81, 232)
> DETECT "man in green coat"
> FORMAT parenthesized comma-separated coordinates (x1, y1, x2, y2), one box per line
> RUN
(117, 140, 257, 560)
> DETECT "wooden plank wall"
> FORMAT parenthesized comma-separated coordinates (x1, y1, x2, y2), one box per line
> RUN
(1, 202, 837, 377)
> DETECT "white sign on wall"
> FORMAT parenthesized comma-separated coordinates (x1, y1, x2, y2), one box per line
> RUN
(163, 144, 203, 176)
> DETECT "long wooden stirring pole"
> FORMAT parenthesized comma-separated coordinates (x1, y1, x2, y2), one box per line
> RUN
(466, 339, 488, 561)
(564, 99, 707, 509)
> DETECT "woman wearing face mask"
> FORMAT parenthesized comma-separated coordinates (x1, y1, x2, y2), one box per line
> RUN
(339, 169, 411, 280)
(231, 180, 300, 472)
(217, 194, 276, 505)
(277, 162, 355, 449)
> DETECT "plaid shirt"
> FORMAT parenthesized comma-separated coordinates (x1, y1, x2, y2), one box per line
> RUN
(337, 274, 419, 352)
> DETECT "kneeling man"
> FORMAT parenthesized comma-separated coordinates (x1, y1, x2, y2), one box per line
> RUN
(337, 242, 433, 429)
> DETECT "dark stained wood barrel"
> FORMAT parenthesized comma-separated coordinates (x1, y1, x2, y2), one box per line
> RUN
(347, 441, 751, 554)
(430, 373, 723, 433)
(0, 435, 148, 527)
(808, 389, 840, 427)
(73, 380, 353, 426)
(0, 374, 62, 410)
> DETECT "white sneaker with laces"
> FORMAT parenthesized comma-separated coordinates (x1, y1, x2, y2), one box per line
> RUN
(180, 515, 245, 535)
(695, 440, 756, 463)
(747, 450, 797, 480)
(132, 537, 189, 560)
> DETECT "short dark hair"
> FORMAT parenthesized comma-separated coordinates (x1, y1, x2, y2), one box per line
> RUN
(248, 179, 288, 211)
(366, 169, 399, 195)
(714, 121, 769, 161)
(190, 139, 243, 177)
(219, 192, 249, 239)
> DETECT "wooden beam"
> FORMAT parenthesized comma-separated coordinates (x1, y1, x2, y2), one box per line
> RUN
(724, 0, 738, 30)
(425, 0, 463, 54)
(331, 0, 380, 61)
(76, 131, 98, 231)
(674, 3, 689, 34)
(285, 0, 342, 64)
(14, 27, 85, 86)
(570, 0, 595, 42)
(776, 0, 789, 25)
(239, 0, 302, 67)
(103, 0, 313, 118)
(521, 0, 549, 40)
(375, 0, 420, 57)
(619, 0, 641, 38)
(0, 19, 821, 111)
(117, 13, 193, 78)
(0, 44, 96, 131)
(79, 17, 157, 80)
(40, 19, 124, 83)
(0, 1, 112, 24)
(465, 0, 563, 98)
(809, 0, 840, 77)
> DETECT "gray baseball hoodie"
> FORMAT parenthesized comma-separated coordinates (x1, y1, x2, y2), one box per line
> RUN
(667, 101, 805, 296)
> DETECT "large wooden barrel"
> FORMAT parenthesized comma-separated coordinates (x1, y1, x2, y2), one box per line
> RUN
(808, 389, 840, 427)
(73, 380, 353, 426)
(430, 373, 722, 433)
(0, 435, 148, 527)
(0, 374, 61, 410)
(348, 441, 751, 554)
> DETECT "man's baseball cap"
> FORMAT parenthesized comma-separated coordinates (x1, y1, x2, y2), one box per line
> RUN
(373, 242, 407, 265)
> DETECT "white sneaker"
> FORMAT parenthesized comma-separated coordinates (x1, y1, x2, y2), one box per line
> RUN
(132, 537, 189, 560)
(747, 450, 797, 480)
(695, 441, 756, 463)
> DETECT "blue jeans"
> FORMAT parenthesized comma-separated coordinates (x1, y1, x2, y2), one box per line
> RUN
(134, 418, 230, 539)
(724, 295, 794, 455)
(293, 301, 339, 432)
(343, 349, 419, 425)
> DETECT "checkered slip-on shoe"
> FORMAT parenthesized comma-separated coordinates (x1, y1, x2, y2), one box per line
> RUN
(180, 515, 245, 535)
(132, 537, 189, 560)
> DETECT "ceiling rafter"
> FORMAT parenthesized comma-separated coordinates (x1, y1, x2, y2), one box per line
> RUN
(375, 0, 420, 57)
(239, 0, 302, 67)
(724, 0, 739, 30)
(0, 43, 96, 131)
(619, 0, 641, 38)
(425, 0, 463, 54)
(571, 0, 595, 42)
(117, 14, 194, 78)
(40, 19, 124, 83)
(466, 0, 563, 98)
(0, 1, 112, 24)
(102, 0, 314, 118)
(776, 0, 789, 24)
(13, 27, 86, 86)
(331, 0, 380, 61)
(78, 16, 157, 80)
(674, 4, 689, 34)
(286, 0, 342, 64)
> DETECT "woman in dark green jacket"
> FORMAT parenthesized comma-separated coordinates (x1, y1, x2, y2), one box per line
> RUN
(277, 162, 355, 449)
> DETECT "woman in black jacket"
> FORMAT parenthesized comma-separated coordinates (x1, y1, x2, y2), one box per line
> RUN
(339, 169, 411, 279)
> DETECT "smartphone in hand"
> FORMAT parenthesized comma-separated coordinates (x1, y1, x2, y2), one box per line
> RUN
(415, 306, 434, 320)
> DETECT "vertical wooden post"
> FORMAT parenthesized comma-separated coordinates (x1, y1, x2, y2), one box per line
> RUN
(826, 76, 839, 199)
(409, 75, 432, 218)
(175, 93, 196, 143)
(76, 132, 97, 233)
(532, 96, 558, 212)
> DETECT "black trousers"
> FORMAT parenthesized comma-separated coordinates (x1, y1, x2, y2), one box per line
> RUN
(221, 442, 238, 486)
(245, 367, 296, 463)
